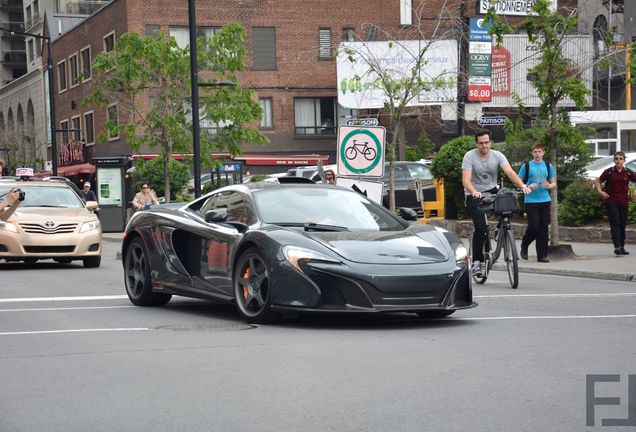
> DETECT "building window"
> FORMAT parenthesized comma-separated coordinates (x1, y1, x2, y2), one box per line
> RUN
(25, 5, 32, 28)
(146, 24, 160, 38)
(80, 46, 91, 81)
(366, 25, 379, 41)
(342, 28, 355, 42)
(103, 32, 115, 52)
(83, 111, 94, 144)
(400, 0, 412, 26)
(294, 98, 336, 135)
(169, 26, 217, 48)
(69, 53, 79, 87)
(259, 98, 273, 128)
(57, 59, 67, 92)
(27, 39, 34, 62)
(107, 104, 119, 140)
(71, 116, 81, 141)
(319, 28, 332, 59)
(60, 119, 69, 144)
(252, 27, 276, 71)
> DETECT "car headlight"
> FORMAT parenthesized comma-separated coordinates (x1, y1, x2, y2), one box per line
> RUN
(0, 221, 19, 233)
(282, 245, 340, 272)
(80, 219, 100, 233)
(455, 244, 468, 264)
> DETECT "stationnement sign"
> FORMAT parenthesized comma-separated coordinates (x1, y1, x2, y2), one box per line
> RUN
(337, 125, 386, 177)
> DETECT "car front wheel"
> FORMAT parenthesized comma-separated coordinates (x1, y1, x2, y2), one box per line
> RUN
(83, 256, 101, 268)
(124, 238, 171, 306)
(233, 248, 277, 324)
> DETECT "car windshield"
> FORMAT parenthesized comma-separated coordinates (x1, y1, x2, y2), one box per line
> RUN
(406, 164, 433, 180)
(253, 187, 404, 231)
(0, 185, 84, 208)
(586, 156, 613, 170)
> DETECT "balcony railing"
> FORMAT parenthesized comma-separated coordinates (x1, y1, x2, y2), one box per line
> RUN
(3, 50, 27, 64)
(0, 21, 25, 32)
(25, 12, 41, 30)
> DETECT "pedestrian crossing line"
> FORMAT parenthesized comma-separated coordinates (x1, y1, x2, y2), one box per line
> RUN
(0, 305, 136, 312)
(0, 295, 128, 303)
(474, 293, 636, 298)
(0, 328, 152, 336)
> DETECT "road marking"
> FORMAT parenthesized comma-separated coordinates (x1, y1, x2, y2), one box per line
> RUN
(463, 314, 636, 320)
(0, 328, 151, 336)
(474, 293, 636, 298)
(0, 305, 136, 312)
(0, 295, 128, 303)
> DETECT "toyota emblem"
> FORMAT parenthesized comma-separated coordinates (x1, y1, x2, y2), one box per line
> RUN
(44, 220, 55, 228)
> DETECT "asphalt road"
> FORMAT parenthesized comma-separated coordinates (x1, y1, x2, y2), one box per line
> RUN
(1, 242, 635, 432)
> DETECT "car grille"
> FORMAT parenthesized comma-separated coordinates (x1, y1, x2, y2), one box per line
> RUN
(310, 272, 347, 307)
(24, 246, 75, 253)
(19, 223, 78, 234)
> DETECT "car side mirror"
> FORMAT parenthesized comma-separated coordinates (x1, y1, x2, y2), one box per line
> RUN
(399, 207, 418, 221)
(85, 201, 99, 211)
(205, 208, 228, 223)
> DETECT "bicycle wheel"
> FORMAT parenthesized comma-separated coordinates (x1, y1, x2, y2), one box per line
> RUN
(345, 146, 357, 160)
(504, 229, 519, 289)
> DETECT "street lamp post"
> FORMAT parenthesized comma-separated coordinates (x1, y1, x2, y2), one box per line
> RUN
(0, 27, 57, 175)
(188, 0, 235, 198)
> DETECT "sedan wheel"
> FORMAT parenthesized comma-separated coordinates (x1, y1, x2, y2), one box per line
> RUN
(124, 238, 171, 306)
(234, 248, 277, 323)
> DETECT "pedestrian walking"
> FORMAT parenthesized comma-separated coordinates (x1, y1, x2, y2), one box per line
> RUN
(462, 129, 531, 275)
(517, 143, 556, 263)
(594, 151, 636, 255)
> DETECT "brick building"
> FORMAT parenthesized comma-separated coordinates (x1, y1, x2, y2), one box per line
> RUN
(44, 0, 470, 174)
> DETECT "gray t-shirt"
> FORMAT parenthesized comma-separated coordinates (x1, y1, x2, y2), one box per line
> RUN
(461, 149, 509, 195)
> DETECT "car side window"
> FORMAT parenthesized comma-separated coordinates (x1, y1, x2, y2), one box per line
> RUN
(205, 191, 255, 225)
(406, 163, 433, 180)
(197, 193, 220, 217)
(384, 165, 407, 181)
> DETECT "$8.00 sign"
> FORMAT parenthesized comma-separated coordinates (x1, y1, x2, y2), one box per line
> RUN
(337, 125, 385, 177)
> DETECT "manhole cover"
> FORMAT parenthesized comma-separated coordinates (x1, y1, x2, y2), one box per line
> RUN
(156, 323, 257, 332)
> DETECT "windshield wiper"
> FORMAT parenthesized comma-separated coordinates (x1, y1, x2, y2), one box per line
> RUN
(304, 222, 349, 232)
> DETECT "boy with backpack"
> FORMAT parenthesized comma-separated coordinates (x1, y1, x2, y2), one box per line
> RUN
(517, 143, 556, 262)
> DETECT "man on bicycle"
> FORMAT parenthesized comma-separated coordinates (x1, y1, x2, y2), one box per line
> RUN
(462, 130, 531, 276)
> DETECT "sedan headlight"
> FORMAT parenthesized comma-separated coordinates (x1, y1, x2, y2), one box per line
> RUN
(79, 219, 100, 233)
(455, 244, 468, 264)
(282, 245, 340, 272)
(0, 221, 19, 233)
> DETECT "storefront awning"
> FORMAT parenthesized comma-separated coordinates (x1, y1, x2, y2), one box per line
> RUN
(235, 154, 330, 166)
(57, 163, 96, 176)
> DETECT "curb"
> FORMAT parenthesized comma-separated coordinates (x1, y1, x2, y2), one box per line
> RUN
(492, 263, 635, 282)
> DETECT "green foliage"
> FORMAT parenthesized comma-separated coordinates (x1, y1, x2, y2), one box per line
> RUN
(134, 157, 190, 199)
(430, 135, 476, 217)
(83, 25, 268, 201)
(558, 181, 605, 227)
(406, 132, 435, 161)
(501, 118, 594, 199)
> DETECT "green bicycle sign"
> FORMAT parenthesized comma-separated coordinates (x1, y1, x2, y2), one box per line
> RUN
(338, 126, 385, 176)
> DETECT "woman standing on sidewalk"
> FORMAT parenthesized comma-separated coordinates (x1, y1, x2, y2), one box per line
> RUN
(594, 151, 636, 255)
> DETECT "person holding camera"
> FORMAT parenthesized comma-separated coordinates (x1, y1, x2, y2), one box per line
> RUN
(132, 182, 159, 211)
(0, 188, 21, 221)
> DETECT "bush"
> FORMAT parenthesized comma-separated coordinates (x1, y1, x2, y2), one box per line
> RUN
(134, 157, 190, 200)
(430, 135, 486, 218)
(558, 180, 605, 226)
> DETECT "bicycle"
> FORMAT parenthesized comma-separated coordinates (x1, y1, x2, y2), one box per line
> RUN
(469, 188, 521, 289)
(344, 140, 377, 161)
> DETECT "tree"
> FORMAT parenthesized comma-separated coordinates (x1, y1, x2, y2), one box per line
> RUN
(488, 0, 591, 246)
(338, 3, 463, 212)
(134, 157, 190, 200)
(83, 24, 268, 201)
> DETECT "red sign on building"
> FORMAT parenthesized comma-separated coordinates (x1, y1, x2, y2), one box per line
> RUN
(492, 46, 511, 97)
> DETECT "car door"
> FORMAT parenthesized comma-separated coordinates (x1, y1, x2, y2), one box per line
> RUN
(192, 191, 252, 297)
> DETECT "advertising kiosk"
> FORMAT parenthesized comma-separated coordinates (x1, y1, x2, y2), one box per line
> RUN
(92, 156, 130, 232)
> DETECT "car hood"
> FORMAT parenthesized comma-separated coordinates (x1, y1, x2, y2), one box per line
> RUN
(304, 229, 450, 264)
(10, 207, 95, 222)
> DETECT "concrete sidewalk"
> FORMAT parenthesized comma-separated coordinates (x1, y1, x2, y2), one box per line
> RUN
(103, 232, 636, 283)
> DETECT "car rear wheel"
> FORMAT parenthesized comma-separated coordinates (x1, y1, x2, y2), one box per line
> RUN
(124, 238, 171, 306)
(416, 310, 455, 318)
(233, 248, 277, 324)
(83, 256, 101, 268)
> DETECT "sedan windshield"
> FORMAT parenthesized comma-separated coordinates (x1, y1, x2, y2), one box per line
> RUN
(254, 187, 404, 231)
(0, 185, 84, 208)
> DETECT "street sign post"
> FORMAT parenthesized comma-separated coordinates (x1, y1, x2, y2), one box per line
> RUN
(337, 125, 386, 177)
